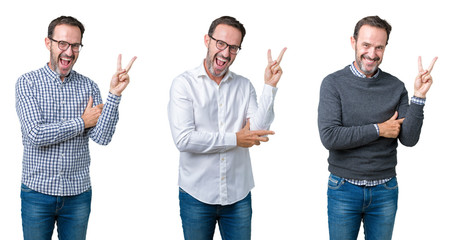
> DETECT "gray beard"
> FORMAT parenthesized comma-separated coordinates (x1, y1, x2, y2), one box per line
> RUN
(49, 50, 72, 77)
(206, 51, 230, 78)
(358, 61, 378, 76)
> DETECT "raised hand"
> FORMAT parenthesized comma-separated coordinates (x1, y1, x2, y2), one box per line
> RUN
(81, 96, 104, 128)
(377, 111, 404, 138)
(414, 56, 437, 99)
(110, 54, 137, 96)
(264, 47, 287, 87)
(236, 120, 275, 148)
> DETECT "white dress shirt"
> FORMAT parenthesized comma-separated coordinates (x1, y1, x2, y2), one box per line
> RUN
(168, 63, 277, 205)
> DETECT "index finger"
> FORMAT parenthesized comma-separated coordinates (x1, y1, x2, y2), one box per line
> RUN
(427, 56, 438, 73)
(255, 136, 270, 142)
(418, 56, 423, 73)
(117, 54, 122, 71)
(124, 56, 137, 73)
(251, 130, 275, 136)
(267, 49, 273, 63)
(275, 47, 287, 65)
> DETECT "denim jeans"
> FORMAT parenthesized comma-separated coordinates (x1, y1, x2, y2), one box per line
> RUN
(327, 174, 398, 240)
(21, 184, 92, 240)
(179, 188, 252, 240)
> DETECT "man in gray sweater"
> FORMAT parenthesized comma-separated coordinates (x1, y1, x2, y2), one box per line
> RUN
(318, 16, 437, 240)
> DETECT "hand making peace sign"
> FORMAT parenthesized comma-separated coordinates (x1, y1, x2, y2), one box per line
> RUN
(265, 47, 287, 87)
(414, 56, 437, 99)
(110, 54, 137, 96)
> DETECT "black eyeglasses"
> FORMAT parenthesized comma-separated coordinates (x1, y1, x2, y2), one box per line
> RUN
(49, 37, 83, 52)
(209, 35, 241, 54)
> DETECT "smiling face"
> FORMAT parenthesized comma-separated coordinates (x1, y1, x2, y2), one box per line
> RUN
(204, 24, 242, 83)
(351, 25, 388, 77)
(45, 24, 81, 81)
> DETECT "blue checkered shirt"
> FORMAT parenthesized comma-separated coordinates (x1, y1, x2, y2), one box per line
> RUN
(346, 62, 425, 186)
(16, 64, 121, 196)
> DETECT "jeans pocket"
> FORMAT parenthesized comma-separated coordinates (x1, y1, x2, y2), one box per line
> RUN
(384, 177, 398, 190)
(328, 174, 345, 190)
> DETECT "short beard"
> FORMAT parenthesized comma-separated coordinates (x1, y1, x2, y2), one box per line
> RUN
(355, 48, 381, 76)
(50, 49, 74, 77)
(206, 51, 231, 78)
(357, 57, 379, 76)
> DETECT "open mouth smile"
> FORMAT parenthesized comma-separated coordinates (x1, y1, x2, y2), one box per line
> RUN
(214, 53, 230, 70)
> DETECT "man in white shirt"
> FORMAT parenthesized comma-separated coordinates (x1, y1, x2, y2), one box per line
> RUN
(168, 16, 286, 240)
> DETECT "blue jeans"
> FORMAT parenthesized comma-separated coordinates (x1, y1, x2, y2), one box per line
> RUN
(21, 184, 92, 240)
(179, 188, 252, 240)
(327, 174, 398, 240)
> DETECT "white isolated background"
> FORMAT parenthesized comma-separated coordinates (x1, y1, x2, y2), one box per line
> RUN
(1, 0, 451, 239)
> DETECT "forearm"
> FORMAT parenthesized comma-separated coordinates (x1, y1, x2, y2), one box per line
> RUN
(21, 118, 84, 147)
(318, 123, 379, 150)
(249, 84, 277, 131)
(399, 99, 424, 146)
(89, 93, 121, 145)
(171, 128, 237, 153)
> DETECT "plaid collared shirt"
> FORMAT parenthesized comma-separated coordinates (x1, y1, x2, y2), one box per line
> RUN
(345, 62, 425, 186)
(16, 64, 121, 196)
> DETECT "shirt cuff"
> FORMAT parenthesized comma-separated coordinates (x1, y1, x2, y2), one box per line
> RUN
(107, 92, 122, 106)
(411, 96, 426, 105)
(263, 84, 278, 96)
(224, 132, 237, 151)
(75, 117, 85, 134)
(374, 124, 380, 136)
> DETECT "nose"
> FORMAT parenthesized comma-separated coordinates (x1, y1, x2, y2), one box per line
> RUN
(220, 46, 231, 58)
(367, 48, 377, 59)
(64, 46, 75, 56)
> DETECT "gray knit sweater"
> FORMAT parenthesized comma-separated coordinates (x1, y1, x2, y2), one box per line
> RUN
(318, 66, 424, 180)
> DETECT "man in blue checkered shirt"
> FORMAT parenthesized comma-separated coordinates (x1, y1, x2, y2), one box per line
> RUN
(15, 16, 136, 240)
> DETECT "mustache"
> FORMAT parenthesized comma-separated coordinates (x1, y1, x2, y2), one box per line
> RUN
(362, 54, 380, 61)
(59, 53, 75, 60)
(215, 52, 231, 62)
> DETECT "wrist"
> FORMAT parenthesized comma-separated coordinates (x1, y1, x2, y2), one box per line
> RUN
(109, 89, 121, 96)
(265, 82, 277, 88)
(377, 123, 382, 137)
(374, 124, 380, 136)
(413, 91, 426, 99)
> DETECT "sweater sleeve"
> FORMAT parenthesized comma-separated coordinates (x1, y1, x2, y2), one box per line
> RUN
(317, 76, 379, 150)
(396, 89, 424, 147)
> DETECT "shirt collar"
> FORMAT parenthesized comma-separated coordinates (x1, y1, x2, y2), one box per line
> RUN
(350, 61, 380, 79)
(197, 61, 233, 83)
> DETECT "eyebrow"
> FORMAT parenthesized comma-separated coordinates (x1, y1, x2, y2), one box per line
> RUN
(362, 41, 385, 48)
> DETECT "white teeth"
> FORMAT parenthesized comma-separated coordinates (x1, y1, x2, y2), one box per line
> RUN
(61, 57, 71, 61)
(217, 57, 227, 62)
